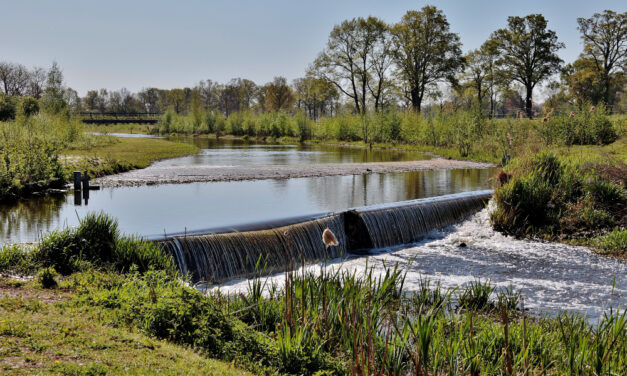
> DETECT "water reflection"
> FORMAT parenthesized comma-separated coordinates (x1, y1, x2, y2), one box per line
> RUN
(0, 169, 495, 244)
(155, 137, 430, 167)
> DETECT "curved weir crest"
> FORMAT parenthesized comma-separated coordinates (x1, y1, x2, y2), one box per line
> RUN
(158, 190, 492, 283)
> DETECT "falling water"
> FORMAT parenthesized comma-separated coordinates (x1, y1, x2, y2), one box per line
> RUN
(159, 190, 492, 283)
(160, 214, 347, 283)
(356, 190, 492, 249)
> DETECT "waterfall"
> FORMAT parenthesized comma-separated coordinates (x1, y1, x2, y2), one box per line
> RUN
(355, 190, 492, 249)
(158, 190, 492, 283)
(160, 214, 347, 283)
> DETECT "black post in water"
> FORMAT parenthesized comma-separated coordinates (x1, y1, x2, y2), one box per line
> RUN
(73, 171, 82, 190)
(82, 171, 89, 191)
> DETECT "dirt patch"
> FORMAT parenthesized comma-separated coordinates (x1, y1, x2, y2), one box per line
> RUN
(0, 284, 70, 305)
(96, 159, 495, 187)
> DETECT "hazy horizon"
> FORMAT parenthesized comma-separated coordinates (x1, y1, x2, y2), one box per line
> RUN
(2, 0, 625, 95)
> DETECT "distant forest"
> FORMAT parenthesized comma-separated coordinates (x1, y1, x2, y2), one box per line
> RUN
(1, 7, 625, 121)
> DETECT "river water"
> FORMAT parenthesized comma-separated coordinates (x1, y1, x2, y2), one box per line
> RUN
(0, 137, 494, 243)
(215, 208, 626, 321)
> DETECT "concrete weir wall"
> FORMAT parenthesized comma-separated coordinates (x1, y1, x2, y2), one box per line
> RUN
(157, 190, 493, 283)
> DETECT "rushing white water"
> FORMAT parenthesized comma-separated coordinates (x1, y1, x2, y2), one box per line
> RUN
(213, 208, 626, 321)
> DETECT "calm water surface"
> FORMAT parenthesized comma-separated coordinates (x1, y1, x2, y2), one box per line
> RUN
(0, 138, 494, 243)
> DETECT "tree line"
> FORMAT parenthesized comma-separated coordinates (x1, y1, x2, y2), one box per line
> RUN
(1, 7, 625, 121)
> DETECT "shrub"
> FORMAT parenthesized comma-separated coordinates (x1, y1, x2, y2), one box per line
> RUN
(0, 94, 17, 121)
(491, 152, 626, 239)
(37, 266, 58, 288)
(18, 97, 39, 118)
(114, 236, 174, 273)
(32, 212, 174, 275)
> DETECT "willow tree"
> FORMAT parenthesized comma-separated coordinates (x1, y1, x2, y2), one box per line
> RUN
(577, 10, 627, 106)
(491, 14, 563, 118)
(391, 6, 463, 112)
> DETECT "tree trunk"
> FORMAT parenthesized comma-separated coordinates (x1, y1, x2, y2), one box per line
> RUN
(411, 86, 422, 112)
(525, 86, 533, 119)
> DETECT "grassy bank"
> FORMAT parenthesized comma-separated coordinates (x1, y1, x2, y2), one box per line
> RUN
(1, 213, 625, 375)
(62, 136, 197, 178)
(0, 115, 197, 201)
(0, 280, 251, 376)
(491, 152, 626, 257)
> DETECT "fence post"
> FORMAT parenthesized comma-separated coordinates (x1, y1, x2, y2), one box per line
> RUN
(73, 171, 82, 190)
(82, 171, 90, 191)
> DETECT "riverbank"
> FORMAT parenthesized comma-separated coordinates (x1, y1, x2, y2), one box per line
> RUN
(0, 212, 624, 375)
(0, 278, 252, 375)
(61, 136, 198, 179)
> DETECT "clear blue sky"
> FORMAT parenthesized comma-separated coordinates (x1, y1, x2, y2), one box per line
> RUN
(1, 0, 624, 95)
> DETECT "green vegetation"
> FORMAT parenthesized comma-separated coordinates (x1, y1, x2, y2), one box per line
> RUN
(0, 282, 252, 375)
(1, 213, 626, 375)
(0, 112, 197, 201)
(61, 135, 197, 178)
(491, 152, 626, 256)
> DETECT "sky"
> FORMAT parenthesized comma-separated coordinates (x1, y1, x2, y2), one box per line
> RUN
(1, 0, 625, 96)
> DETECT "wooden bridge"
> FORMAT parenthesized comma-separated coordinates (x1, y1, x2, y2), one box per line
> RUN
(80, 112, 161, 125)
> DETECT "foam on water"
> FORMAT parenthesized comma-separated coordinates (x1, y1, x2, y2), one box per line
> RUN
(214, 209, 626, 321)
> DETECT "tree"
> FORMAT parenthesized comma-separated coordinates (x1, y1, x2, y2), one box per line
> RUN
(41, 61, 68, 115)
(138, 88, 161, 114)
(293, 76, 338, 119)
(26, 67, 47, 99)
(577, 10, 627, 106)
(312, 16, 388, 114)
(491, 14, 564, 118)
(262, 77, 295, 112)
(391, 6, 463, 112)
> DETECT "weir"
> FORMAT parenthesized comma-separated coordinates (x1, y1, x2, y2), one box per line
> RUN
(158, 190, 492, 283)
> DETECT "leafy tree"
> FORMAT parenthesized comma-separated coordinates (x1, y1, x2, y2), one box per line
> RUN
(391, 6, 463, 112)
(41, 61, 69, 116)
(293, 76, 338, 119)
(577, 10, 627, 106)
(312, 16, 388, 114)
(262, 77, 295, 112)
(460, 41, 501, 116)
(491, 14, 564, 118)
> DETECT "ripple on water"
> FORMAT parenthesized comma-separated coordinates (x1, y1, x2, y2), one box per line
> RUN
(214, 209, 626, 322)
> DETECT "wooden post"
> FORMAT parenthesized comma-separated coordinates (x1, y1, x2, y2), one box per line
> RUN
(82, 171, 90, 191)
(73, 171, 82, 190)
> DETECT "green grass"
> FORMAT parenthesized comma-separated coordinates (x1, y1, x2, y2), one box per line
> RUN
(0, 281, 252, 376)
(61, 136, 198, 178)
(83, 123, 155, 134)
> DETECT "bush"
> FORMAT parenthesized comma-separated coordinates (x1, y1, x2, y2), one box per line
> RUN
(18, 97, 39, 118)
(491, 152, 626, 239)
(0, 94, 17, 121)
(32, 212, 174, 275)
(75, 270, 278, 371)
(36, 266, 58, 288)
(539, 104, 617, 146)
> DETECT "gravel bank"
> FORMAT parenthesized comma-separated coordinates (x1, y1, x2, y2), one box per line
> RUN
(95, 159, 495, 187)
